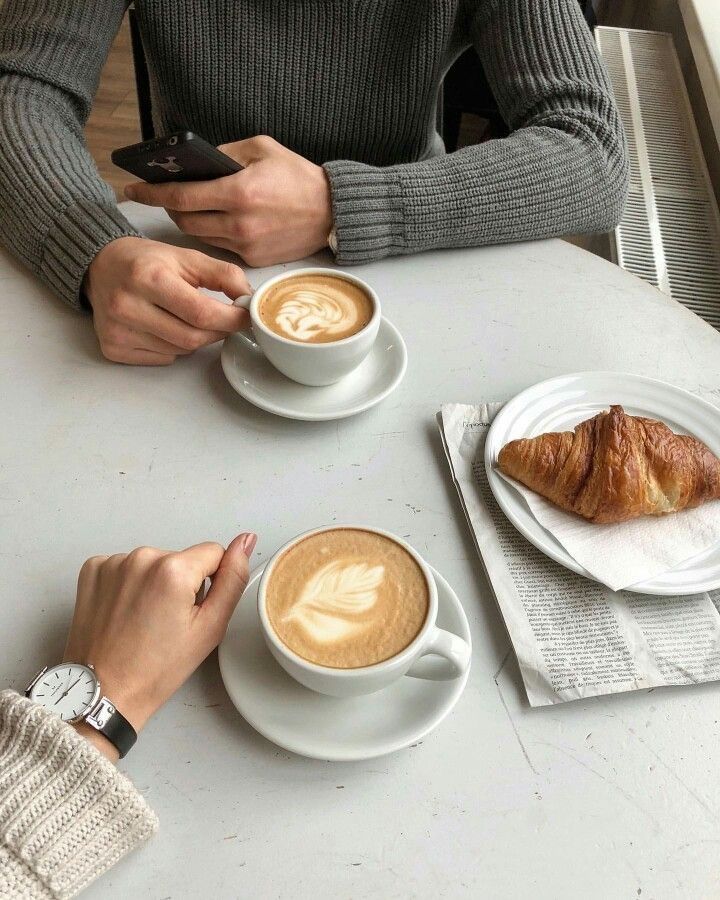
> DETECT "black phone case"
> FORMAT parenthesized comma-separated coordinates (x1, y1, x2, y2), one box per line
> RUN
(111, 132, 242, 183)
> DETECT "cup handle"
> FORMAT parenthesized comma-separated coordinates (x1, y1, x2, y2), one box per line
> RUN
(233, 294, 260, 350)
(405, 626, 471, 681)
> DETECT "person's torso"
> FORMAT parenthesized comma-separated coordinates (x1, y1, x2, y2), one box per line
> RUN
(135, 0, 471, 165)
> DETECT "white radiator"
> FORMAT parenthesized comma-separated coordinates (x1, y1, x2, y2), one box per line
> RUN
(596, 26, 720, 330)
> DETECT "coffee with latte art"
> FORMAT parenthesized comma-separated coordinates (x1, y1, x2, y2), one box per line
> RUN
(258, 273, 374, 344)
(266, 529, 429, 668)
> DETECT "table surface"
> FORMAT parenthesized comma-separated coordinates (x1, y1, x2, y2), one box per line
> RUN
(2, 202, 720, 900)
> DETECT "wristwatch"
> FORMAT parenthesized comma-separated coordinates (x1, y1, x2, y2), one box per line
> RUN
(25, 663, 137, 758)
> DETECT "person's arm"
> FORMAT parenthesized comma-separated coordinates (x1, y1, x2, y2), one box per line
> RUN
(0, 1, 250, 366)
(0, 691, 158, 900)
(0, 0, 139, 307)
(0, 533, 256, 898)
(323, 0, 629, 263)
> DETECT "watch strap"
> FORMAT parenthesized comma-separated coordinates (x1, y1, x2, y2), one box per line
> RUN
(86, 696, 137, 758)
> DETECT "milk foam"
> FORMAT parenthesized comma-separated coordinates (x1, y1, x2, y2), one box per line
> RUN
(266, 528, 429, 669)
(274, 289, 359, 342)
(284, 560, 385, 642)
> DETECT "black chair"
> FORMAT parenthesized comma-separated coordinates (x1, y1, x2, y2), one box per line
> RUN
(128, 5, 154, 141)
(129, 2, 598, 148)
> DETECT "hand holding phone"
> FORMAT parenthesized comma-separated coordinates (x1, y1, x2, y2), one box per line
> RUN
(121, 135, 334, 269)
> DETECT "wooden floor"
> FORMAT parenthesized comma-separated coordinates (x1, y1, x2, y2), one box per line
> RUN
(85, 18, 141, 197)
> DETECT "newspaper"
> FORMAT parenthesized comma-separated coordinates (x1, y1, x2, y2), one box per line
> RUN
(439, 403, 720, 707)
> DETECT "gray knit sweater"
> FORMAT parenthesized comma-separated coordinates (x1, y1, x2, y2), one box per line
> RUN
(0, 0, 628, 310)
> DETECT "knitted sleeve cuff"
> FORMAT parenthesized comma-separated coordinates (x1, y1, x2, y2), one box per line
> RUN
(40, 201, 141, 310)
(0, 846, 54, 900)
(0, 690, 158, 900)
(323, 159, 408, 264)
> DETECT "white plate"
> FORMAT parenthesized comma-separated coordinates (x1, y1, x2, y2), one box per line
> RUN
(484, 372, 720, 595)
(218, 563, 471, 761)
(220, 317, 407, 421)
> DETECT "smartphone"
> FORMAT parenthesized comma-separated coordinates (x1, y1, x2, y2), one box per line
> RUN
(111, 131, 243, 183)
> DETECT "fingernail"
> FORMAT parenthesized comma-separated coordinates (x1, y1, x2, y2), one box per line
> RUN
(124, 185, 137, 199)
(237, 532, 257, 557)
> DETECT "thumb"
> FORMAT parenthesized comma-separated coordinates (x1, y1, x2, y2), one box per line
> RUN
(202, 532, 256, 631)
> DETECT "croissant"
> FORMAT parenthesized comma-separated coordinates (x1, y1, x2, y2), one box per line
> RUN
(497, 405, 720, 524)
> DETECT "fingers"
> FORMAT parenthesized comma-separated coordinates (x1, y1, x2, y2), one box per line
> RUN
(101, 346, 176, 366)
(125, 178, 234, 212)
(188, 253, 253, 299)
(154, 240, 252, 299)
(150, 542, 226, 612)
(175, 541, 227, 588)
(96, 257, 249, 361)
(77, 555, 109, 596)
(128, 328, 194, 356)
(119, 293, 226, 349)
(98, 313, 216, 362)
(201, 532, 256, 628)
(155, 277, 248, 334)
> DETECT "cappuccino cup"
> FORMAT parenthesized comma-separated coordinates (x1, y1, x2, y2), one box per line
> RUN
(234, 268, 381, 386)
(257, 525, 472, 698)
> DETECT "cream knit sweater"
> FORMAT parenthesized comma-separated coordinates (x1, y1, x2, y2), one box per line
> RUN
(0, 691, 157, 899)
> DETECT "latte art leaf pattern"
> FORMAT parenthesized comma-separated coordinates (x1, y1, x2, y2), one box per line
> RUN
(275, 290, 358, 341)
(283, 560, 385, 643)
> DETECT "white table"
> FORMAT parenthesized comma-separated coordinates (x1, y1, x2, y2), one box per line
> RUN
(2, 202, 720, 900)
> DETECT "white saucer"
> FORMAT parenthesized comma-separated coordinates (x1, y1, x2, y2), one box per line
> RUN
(485, 372, 720, 595)
(218, 563, 471, 761)
(220, 317, 407, 421)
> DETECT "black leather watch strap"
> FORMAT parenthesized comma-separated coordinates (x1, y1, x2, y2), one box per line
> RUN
(86, 697, 137, 758)
(99, 708, 137, 759)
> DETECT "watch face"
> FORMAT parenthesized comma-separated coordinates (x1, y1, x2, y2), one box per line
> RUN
(28, 664, 99, 722)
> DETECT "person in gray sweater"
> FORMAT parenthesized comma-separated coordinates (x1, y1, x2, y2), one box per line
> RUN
(0, 0, 628, 366)
(1, 533, 257, 899)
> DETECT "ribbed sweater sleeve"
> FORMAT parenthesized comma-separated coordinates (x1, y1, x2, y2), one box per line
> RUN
(324, 0, 629, 264)
(0, 1, 140, 309)
(0, 691, 158, 900)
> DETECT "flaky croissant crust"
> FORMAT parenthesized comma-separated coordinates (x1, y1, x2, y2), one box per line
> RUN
(497, 405, 720, 524)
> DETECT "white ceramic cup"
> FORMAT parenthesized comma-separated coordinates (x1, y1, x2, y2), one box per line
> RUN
(257, 525, 472, 697)
(233, 268, 381, 386)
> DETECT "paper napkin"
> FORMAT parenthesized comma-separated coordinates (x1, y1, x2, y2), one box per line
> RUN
(496, 471, 720, 591)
